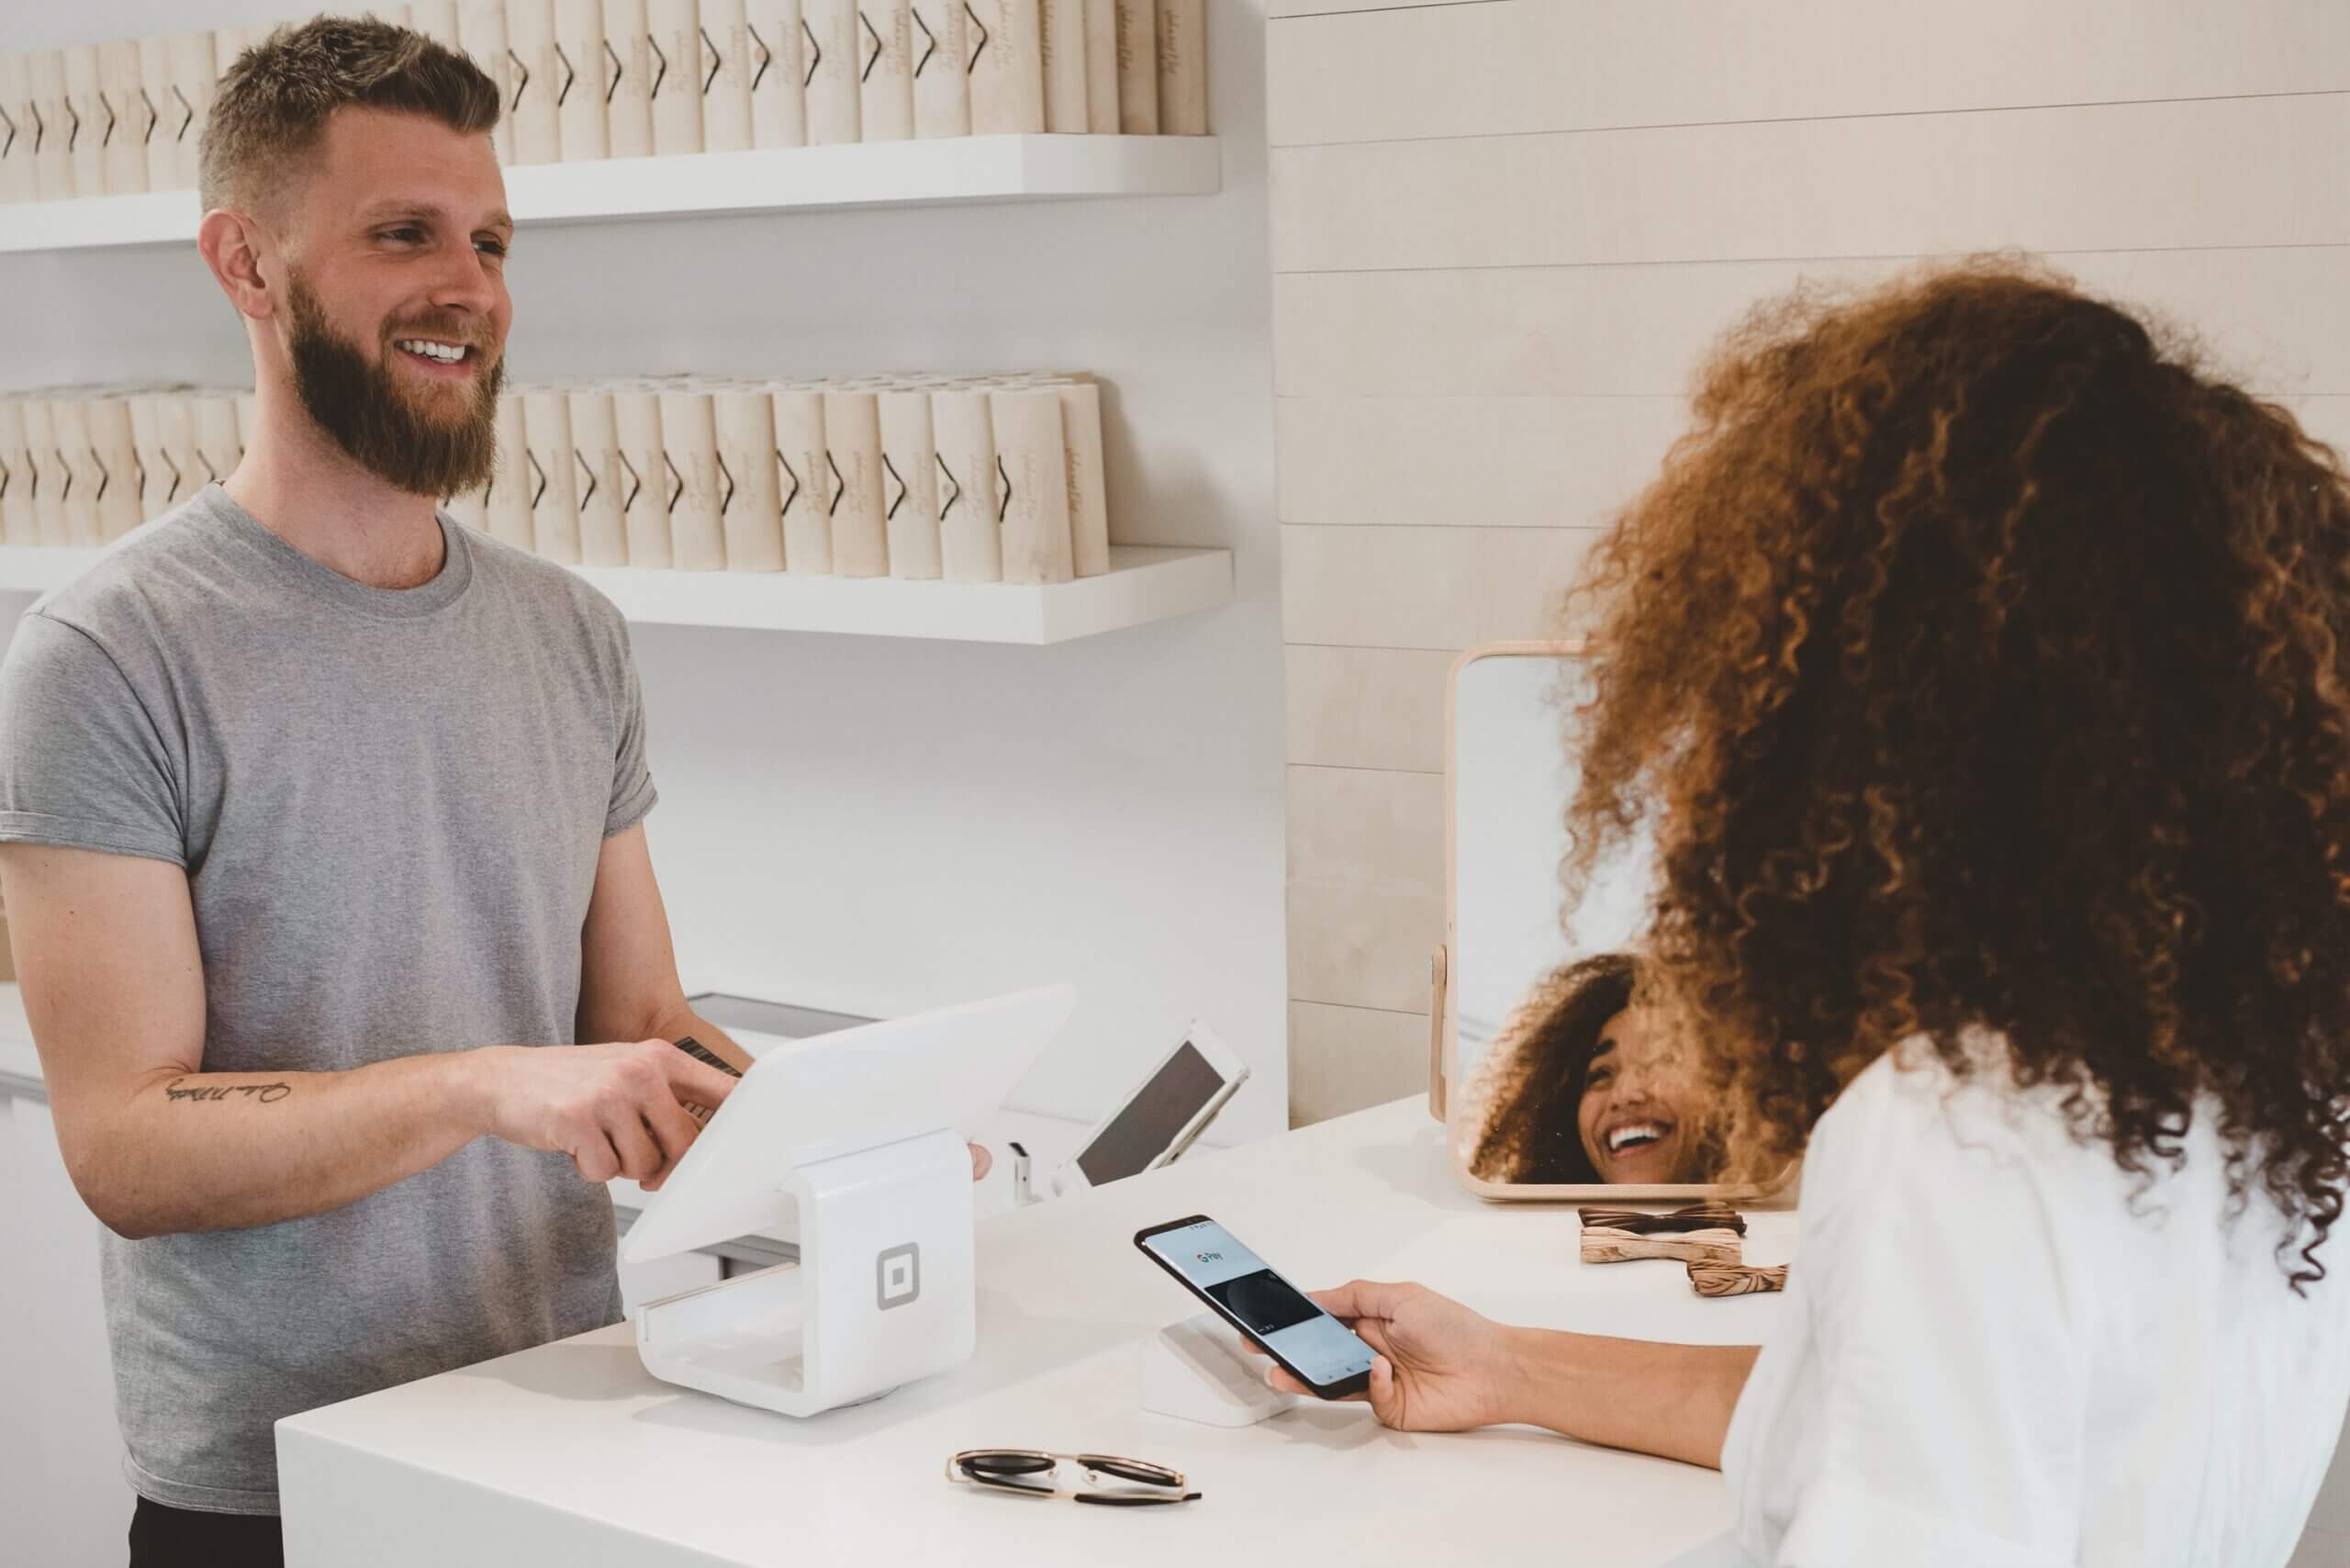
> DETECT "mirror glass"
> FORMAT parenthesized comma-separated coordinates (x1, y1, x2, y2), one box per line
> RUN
(1449, 648, 1740, 1195)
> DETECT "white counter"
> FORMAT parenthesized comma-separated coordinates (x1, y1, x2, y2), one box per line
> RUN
(277, 1097, 1792, 1568)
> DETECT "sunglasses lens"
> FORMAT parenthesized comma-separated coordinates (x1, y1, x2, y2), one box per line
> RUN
(1073, 1490, 1198, 1506)
(1081, 1456, 1181, 1487)
(960, 1451, 1056, 1479)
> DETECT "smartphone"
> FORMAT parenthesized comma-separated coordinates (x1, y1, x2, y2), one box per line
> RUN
(1134, 1215, 1376, 1398)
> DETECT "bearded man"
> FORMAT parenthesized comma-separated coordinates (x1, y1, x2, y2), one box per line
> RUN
(0, 20, 895, 1564)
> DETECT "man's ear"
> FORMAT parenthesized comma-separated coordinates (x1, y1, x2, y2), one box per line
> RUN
(197, 207, 277, 322)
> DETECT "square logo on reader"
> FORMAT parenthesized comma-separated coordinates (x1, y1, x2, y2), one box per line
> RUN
(877, 1243, 921, 1309)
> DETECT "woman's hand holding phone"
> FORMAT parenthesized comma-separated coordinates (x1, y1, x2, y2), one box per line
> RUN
(1258, 1280, 1522, 1432)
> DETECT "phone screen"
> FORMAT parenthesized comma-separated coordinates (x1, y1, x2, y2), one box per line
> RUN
(1077, 1042, 1227, 1185)
(1137, 1218, 1376, 1393)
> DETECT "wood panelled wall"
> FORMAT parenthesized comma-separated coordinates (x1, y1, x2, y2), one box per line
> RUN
(1267, 0, 2350, 1128)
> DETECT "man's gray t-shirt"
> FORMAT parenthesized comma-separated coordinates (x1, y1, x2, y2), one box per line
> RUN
(0, 485, 657, 1514)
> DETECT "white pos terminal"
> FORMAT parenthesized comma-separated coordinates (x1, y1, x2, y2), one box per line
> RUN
(621, 984, 1078, 1418)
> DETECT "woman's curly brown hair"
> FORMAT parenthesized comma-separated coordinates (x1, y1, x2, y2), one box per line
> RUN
(1563, 257, 2350, 1288)
(1469, 953, 1638, 1183)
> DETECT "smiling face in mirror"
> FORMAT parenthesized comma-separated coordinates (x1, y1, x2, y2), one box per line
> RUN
(1463, 951, 1720, 1187)
(1578, 1008, 1708, 1185)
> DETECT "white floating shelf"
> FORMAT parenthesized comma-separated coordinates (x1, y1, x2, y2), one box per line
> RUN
(0, 542, 1233, 644)
(577, 545, 1232, 642)
(0, 135, 1223, 253)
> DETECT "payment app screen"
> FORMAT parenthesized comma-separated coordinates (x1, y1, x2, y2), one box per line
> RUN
(1143, 1220, 1375, 1387)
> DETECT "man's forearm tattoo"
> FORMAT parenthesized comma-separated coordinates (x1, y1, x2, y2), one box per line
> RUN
(163, 1077, 293, 1105)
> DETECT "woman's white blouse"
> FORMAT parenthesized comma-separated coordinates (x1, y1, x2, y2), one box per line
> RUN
(1721, 1039, 2350, 1566)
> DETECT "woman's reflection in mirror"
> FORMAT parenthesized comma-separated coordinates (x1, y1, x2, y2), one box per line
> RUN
(1468, 953, 1718, 1183)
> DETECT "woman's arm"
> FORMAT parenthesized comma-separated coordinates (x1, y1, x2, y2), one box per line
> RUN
(1500, 1322, 1759, 1468)
(1263, 1279, 1758, 1468)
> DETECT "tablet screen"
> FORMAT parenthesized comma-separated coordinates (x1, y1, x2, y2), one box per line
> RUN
(1076, 1041, 1227, 1185)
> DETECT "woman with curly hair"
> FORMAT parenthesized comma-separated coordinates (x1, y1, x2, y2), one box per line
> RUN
(1269, 260, 2350, 1565)
(1466, 952, 1719, 1185)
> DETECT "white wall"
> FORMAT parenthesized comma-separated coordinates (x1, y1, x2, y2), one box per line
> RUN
(0, 0, 1289, 1147)
(1270, 0, 2350, 1124)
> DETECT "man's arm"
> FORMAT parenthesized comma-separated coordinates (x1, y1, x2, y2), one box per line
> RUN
(2, 841, 738, 1239)
(574, 823, 753, 1072)
(575, 824, 991, 1181)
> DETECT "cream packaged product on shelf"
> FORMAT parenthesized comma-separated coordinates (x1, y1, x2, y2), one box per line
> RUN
(770, 384, 830, 573)
(162, 32, 219, 191)
(87, 396, 143, 542)
(601, 0, 656, 156)
(1082, 0, 1115, 133)
(0, 56, 35, 206)
(192, 392, 242, 492)
(876, 387, 942, 580)
(135, 37, 177, 193)
(408, 0, 464, 48)
(965, 0, 1042, 134)
(702, 0, 757, 152)
(99, 39, 150, 196)
(0, 399, 34, 544)
(802, 0, 859, 144)
(521, 387, 583, 563)
(645, 0, 704, 153)
(907, 0, 967, 138)
(744, 0, 808, 149)
(29, 50, 76, 203)
(857, 0, 914, 142)
(18, 398, 65, 546)
(988, 387, 1074, 584)
(507, 0, 565, 163)
(442, 481, 489, 532)
(1155, 0, 1203, 134)
(821, 387, 888, 577)
(127, 392, 166, 521)
(1037, 0, 1084, 133)
(656, 385, 727, 570)
(566, 386, 630, 565)
(50, 396, 102, 549)
(611, 384, 672, 566)
(928, 387, 1001, 582)
(212, 27, 260, 71)
(486, 393, 538, 552)
(64, 45, 106, 200)
(158, 393, 204, 517)
(1039, 376, 1107, 577)
(455, 1, 519, 162)
(711, 386, 785, 572)
(551, 0, 610, 161)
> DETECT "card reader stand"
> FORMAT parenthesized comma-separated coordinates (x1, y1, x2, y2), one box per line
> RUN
(621, 985, 1078, 1420)
(635, 1128, 975, 1417)
(1140, 1311, 1299, 1428)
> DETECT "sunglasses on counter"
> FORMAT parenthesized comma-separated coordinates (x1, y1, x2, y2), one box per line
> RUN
(945, 1449, 1201, 1506)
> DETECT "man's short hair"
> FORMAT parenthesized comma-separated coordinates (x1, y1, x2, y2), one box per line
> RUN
(197, 16, 500, 216)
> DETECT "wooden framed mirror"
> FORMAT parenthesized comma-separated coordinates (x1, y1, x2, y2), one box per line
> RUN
(1434, 642, 1791, 1203)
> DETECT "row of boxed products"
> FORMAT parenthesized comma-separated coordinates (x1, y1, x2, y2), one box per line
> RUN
(0, 374, 1113, 586)
(0, 0, 1206, 204)
(0, 386, 252, 549)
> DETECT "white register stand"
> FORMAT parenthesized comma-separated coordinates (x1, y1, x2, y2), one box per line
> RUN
(622, 987, 1077, 1417)
(277, 1099, 1796, 1568)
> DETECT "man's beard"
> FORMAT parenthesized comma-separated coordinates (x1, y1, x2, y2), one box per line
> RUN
(283, 272, 503, 498)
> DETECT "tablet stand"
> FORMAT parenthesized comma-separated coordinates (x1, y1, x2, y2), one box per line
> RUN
(1139, 1311, 1299, 1428)
(634, 1128, 976, 1418)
